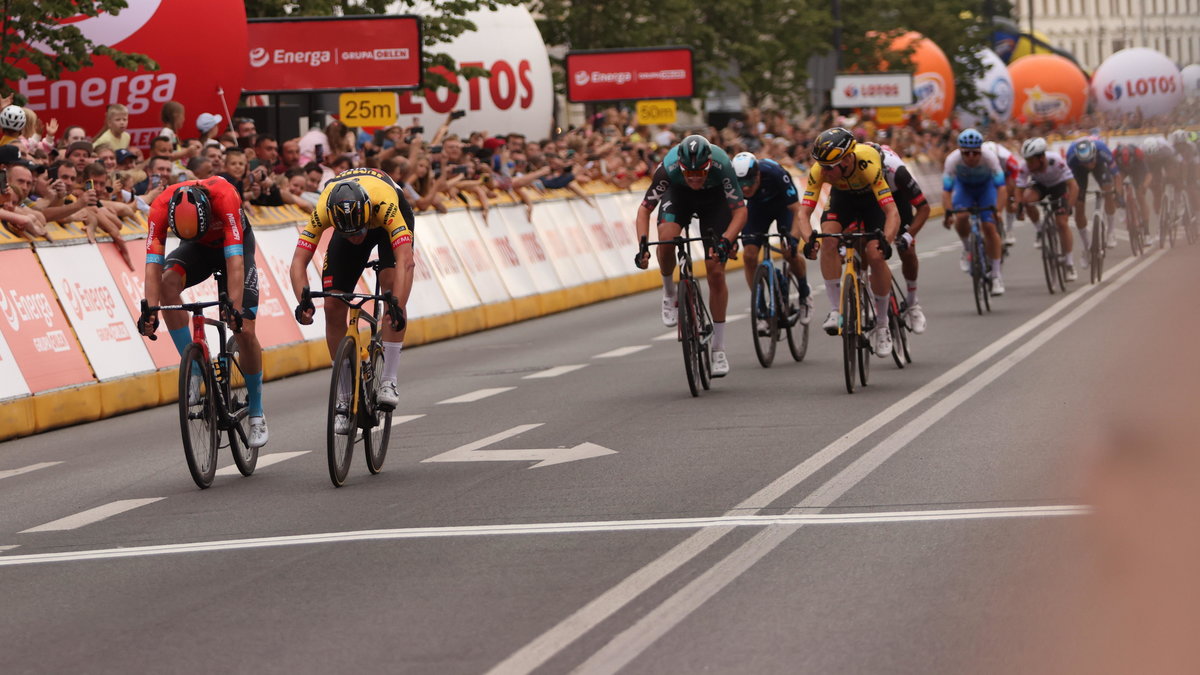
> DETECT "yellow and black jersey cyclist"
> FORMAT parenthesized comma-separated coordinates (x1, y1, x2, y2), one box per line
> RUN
(289, 168, 416, 431)
(790, 127, 901, 355)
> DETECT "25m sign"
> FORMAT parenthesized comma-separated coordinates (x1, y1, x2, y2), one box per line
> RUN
(339, 92, 398, 127)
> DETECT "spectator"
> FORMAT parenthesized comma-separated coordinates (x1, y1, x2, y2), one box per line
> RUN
(187, 156, 214, 180)
(203, 144, 225, 174)
(92, 104, 135, 153)
(278, 138, 300, 172)
(250, 135, 279, 172)
(1, 159, 48, 239)
(276, 167, 316, 208)
(219, 147, 255, 198)
(302, 161, 323, 193)
(115, 149, 137, 170)
(96, 146, 117, 173)
(17, 107, 55, 157)
(79, 162, 134, 268)
(158, 100, 184, 150)
(234, 117, 257, 138)
(297, 117, 330, 164)
(133, 155, 173, 199)
(66, 141, 94, 173)
(0, 105, 26, 146)
(196, 112, 223, 144)
(61, 125, 89, 146)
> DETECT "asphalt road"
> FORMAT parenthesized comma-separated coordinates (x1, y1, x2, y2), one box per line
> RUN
(1, 218, 1193, 674)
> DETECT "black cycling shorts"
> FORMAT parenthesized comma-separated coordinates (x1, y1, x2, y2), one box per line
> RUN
(657, 184, 734, 253)
(820, 190, 886, 232)
(1072, 165, 1114, 203)
(165, 220, 259, 320)
(322, 227, 398, 292)
(741, 202, 794, 248)
(1030, 181, 1070, 202)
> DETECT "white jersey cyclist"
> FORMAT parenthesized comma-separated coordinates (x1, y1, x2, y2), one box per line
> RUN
(1017, 150, 1073, 189)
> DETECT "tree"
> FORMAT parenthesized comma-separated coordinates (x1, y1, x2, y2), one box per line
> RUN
(1, 1, 158, 99)
(242, 0, 524, 91)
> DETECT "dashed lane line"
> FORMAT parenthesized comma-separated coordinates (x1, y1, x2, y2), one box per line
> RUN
(523, 365, 589, 379)
(215, 451, 310, 477)
(593, 345, 651, 359)
(436, 387, 516, 405)
(0, 462, 63, 481)
(20, 499, 165, 534)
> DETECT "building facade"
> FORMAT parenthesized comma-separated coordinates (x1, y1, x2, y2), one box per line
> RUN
(1014, 0, 1200, 70)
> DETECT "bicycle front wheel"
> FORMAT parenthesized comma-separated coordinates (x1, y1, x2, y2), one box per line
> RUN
(857, 282, 872, 387)
(750, 265, 777, 367)
(841, 276, 858, 394)
(678, 280, 700, 397)
(327, 336, 359, 487)
(784, 270, 809, 362)
(1040, 224, 1057, 295)
(1090, 214, 1102, 284)
(970, 232, 985, 315)
(362, 342, 392, 475)
(224, 336, 257, 477)
(697, 288, 712, 391)
(179, 343, 218, 489)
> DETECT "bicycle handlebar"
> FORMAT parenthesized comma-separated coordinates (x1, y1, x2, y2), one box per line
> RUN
(810, 230, 884, 243)
(299, 286, 405, 331)
(140, 293, 236, 342)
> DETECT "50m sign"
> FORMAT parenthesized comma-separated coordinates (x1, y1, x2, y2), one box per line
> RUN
(339, 92, 398, 127)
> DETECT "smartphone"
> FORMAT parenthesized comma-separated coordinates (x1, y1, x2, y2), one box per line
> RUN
(450, 110, 467, 120)
(0, 169, 8, 193)
(149, 175, 161, 188)
(429, 145, 443, 154)
(410, 126, 424, 134)
(315, 143, 324, 161)
(452, 165, 469, 175)
(85, 179, 95, 192)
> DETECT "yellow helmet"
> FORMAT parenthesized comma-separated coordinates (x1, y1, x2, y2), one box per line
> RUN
(812, 127, 856, 165)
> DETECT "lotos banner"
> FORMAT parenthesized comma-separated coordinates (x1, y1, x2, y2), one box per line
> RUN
(244, 16, 422, 93)
(1091, 48, 1183, 118)
(832, 73, 915, 108)
(16, 0, 247, 146)
(565, 47, 694, 103)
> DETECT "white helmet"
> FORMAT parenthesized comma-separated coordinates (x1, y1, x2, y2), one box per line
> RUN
(731, 151, 758, 181)
(0, 106, 25, 133)
(1021, 137, 1047, 158)
(1143, 136, 1169, 155)
(1169, 129, 1190, 145)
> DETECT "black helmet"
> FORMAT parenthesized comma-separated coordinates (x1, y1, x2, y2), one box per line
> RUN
(167, 185, 212, 241)
(811, 127, 856, 165)
(327, 180, 371, 236)
(677, 134, 713, 172)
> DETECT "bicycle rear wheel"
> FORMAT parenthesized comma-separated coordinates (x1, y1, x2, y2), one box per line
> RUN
(179, 343, 218, 489)
(970, 232, 985, 314)
(1126, 186, 1143, 257)
(678, 280, 700, 397)
(1185, 198, 1198, 245)
(223, 336, 257, 477)
(327, 336, 358, 487)
(784, 270, 809, 362)
(841, 276, 858, 394)
(362, 342, 392, 475)
(889, 296, 906, 369)
(857, 282, 872, 387)
(697, 294, 712, 391)
(1040, 224, 1057, 295)
(1160, 192, 1173, 249)
(750, 265, 777, 368)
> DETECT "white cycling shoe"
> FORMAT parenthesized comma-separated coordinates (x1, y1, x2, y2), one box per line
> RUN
(991, 277, 1006, 296)
(797, 295, 814, 325)
(904, 304, 927, 334)
(1064, 265, 1078, 282)
(869, 324, 893, 357)
(756, 319, 770, 336)
(377, 381, 399, 411)
(822, 310, 840, 336)
(334, 401, 351, 435)
(711, 350, 730, 377)
(959, 250, 970, 273)
(248, 416, 268, 448)
(186, 374, 202, 407)
(662, 296, 678, 327)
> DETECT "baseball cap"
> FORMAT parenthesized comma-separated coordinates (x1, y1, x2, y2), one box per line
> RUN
(66, 141, 93, 156)
(483, 137, 507, 150)
(196, 113, 222, 134)
(0, 144, 19, 165)
(115, 149, 136, 164)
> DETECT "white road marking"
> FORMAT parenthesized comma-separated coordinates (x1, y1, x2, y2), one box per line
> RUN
(390, 414, 426, 425)
(436, 387, 515, 404)
(652, 331, 677, 341)
(523, 365, 589, 379)
(0, 545, 19, 552)
(491, 251, 1153, 675)
(0, 506, 1087, 567)
(0, 462, 62, 481)
(423, 423, 616, 468)
(215, 451, 309, 477)
(20, 498, 165, 533)
(571, 251, 1165, 675)
(724, 313, 748, 322)
(592, 345, 651, 359)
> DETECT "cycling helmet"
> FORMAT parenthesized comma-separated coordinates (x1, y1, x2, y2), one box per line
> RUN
(811, 127, 857, 165)
(1170, 129, 1190, 145)
(1113, 144, 1135, 166)
(1188, 130, 1200, 144)
(731, 152, 759, 186)
(677, 135, 713, 172)
(957, 128, 983, 149)
(0, 105, 26, 133)
(167, 185, 212, 241)
(1074, 138, 1097, 163)
(1021, 137, 1048, 158)
(326, 180, 371, 236)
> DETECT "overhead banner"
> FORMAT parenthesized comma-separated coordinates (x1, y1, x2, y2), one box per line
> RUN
(832, 73, 915, 108)
(244, 15, 422, 93)
(566, 47, 694, 102)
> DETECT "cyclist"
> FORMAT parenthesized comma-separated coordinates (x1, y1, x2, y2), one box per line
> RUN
(1169, 129, 1199, 215)
(868, 141, 931, 333)
(1142, 136, 1176, 224)
(634, 134, 747, 377)
(136, 176, 269, 448)
(290, 167, 414, 435)
(1018, 137, 1081, 281)
(982, 140, 1021, 245)
(792, 127, 899, 358)
(942, 128, 1008, 295)
(730, 151, 812, 334)
(1066, 136, 1118, 254)
(1113, 143, 1151, 245)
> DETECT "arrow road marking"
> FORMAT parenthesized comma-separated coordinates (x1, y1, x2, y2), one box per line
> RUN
(422, 424, 617, 469)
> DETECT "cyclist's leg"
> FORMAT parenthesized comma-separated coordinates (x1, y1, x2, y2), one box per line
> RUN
(321, 230, 375, 358)
(818, 195, 848, 321)
(740, 204, 769, 290)
(951, 184, 973, 245)
(978, 183, 1003, 269)
(1053, 182, 1074, 260)
(699, 194, 733, 326)
(861, 201, 893, 321)
(371, 231, 405, 393)
(1074, 169, 1093, 254)
(776, 207, 808, 298)
(161, 242, 222, 356)
(655, 187, 688, 314)
(230, 225, 264, 419)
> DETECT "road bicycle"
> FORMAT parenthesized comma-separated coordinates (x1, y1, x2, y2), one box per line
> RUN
(1122, 176, 1147, 257)
(299, 261, 402, 487)
(811, 229, 884, 394)
(646, 231, 713, 397)
(745, 232, 808, 368)
(949, 206, 997, 315)
(1162, 182, 1197, 246)
(1034, 198, 1068, 294)
(141, 277, 254, 489)
(1087, 188, 1116, 284)
(887, 270, 913, 369)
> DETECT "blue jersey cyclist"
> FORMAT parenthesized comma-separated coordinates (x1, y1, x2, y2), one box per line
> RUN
(942, 128, 1009, 295)
(730, 152, 813, 333)
(1067, 137, 1118, 253)
(634, 134, 747, 378)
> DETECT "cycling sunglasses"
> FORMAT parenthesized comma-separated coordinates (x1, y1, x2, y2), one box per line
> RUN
(961, 149, 981, 156)
(682, 167, 710, 179)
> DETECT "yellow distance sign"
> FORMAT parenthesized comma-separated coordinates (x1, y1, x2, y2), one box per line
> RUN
(637, 99, 677, 126)
(339, 92, 398, 128)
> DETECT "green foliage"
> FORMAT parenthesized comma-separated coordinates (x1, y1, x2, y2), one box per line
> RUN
(1, 0, 159, 99)
(243, 0, 523, 92)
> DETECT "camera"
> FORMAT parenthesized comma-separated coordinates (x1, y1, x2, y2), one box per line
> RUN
(452, 165, 470, 176)
(85, 179, 95, 192)
(409, 126, 424, 134)
(429, 145, 443, 154)
(450, 110, 466, 120)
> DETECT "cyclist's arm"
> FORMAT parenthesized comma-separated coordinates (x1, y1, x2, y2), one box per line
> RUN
(793, 166, 823, 243)
(1064, 178, 1080, 208)
(723, 203, 747, 242)
(636, 164, 671, 241)
(143, 197, 170, 307)
(381, 196, 417, 308)
(910, 199, 931, 236)
(896, 166, 929, 235)
(212, 189, 249, 314)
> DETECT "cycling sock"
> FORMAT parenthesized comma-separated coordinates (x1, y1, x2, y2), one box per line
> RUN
(990, 258, 1003, 278)
(1078, 227, 1092, 252)
(796, 275, 810, 300)
(713, 321, 726, 351)
(382, 341, 403, 384)
(825, 279, 841, 311)
(960, 235, 970, 251)
(906, 280, 918, 306)
(1065, 252, 1075, 266)
(661, 275, 676, 298)
(873, 292, 890, 325)
(245, 371, 263, 417)
(168, 326, 191, 356)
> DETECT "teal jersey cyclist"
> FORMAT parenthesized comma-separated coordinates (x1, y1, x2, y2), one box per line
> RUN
(634, 134, 748, 378)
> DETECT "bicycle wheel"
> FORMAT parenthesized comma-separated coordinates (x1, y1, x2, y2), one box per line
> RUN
(1160, 192, 1173, 249)
(750, 265, 777, 368)
(969, 232, 985, 315)
(1185, 199, 1198, 245)
(179, 343, 218, 489)
(1126, 187, 1143, 257)
(889, 296, 906, 369)
(327, 336, 358, 487)
(891, 277, 913, 364)
(857, 282, 872, 387)
(697, 295, 712, 391)
(223, 336, 257, 477)
(1048, 224, 1067, 292)
(678, 280, 700, 397)
(362, 341, 392, 475)
(979, 232, 992, 312)
(1089, 214, 1102, 284)
(840, 275, 857, 394)
(784, 270, 809, 362)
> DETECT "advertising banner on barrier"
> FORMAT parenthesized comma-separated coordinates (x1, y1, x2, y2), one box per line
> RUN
(252, 226, 325, 341)
(176, 247, 303, 349)
(97, 238, 183, 369)
(244, 16, 422, 93)
(570, 200, 627, 279)
(0, 249, 94, 392)
(467, 212, 538, 299)
(494, 209, 566, 294)
(436, 212, 512, 306)
(595, 194, 641, 261)
(0, 328, 30, 400)
(38, 245, 154, 381)
(566, 47, 694, 102)
(535, 203, 607, 284)
(407, 243, 454, 319)
(411, 216, 482, 310)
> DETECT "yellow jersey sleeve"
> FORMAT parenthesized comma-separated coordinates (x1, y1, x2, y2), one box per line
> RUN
(801, 164, 825, 208)
(296, 169, 414, 251)
(296, 194, 332, 252)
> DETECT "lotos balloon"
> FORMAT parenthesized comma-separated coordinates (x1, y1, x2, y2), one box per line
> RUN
(1181, 64, 1200, 99)
(1010, 54, 1088, 123)
(1092, 48, 1183, 117)
(890, 32, 955, 124)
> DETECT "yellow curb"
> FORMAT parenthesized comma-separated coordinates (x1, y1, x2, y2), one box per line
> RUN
(412, 313, 457, 345)
(510, 295, 542, 323)
(157, 368, 180, 404)
(0, 397, 36, 441)
(536, 288, 572, 315)
(99, 374, 160, 418)
(33, 386, 102, 433)
(263, 342, 310, 379)
(482, 299, 518, 329)
(453, 306, 487, 335)
(306, 339, 332, 369)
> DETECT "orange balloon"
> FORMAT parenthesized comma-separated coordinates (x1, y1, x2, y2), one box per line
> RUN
(889, 32, 955, 124)
(1009, 54, 1088, 123)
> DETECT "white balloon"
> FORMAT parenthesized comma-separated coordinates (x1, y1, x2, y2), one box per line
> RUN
(1182, 64, 1200, 99)
(1092, 47, 1184, 117)
(955, 48, 1013, 126)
